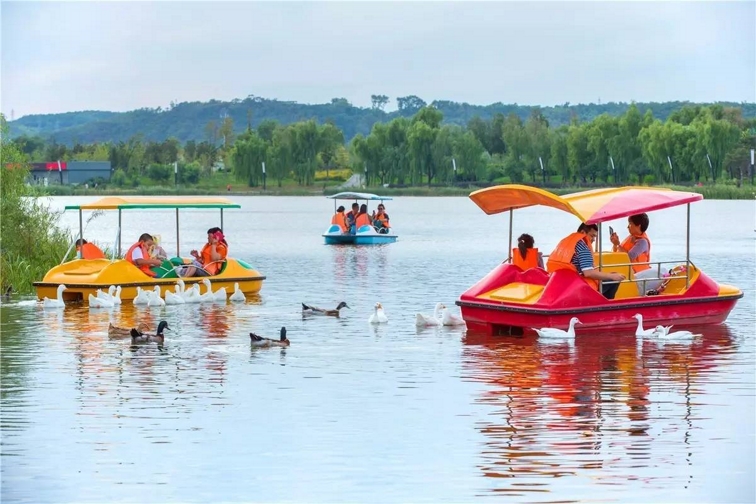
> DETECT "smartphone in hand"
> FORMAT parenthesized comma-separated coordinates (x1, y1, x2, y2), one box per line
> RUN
(609, 225, 615, 236)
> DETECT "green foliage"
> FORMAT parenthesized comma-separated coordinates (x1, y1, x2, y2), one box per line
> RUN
(147, 163, 172, 183)
(0, 116, 71, 293)
(111, 168, 127, 187)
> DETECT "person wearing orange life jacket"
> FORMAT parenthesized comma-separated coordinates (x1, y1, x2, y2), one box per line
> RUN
(75, 238, 106, 260)
(609, 213, 661, 295)
(371, 203, 390, 234)
(345, 203, 360, 234)
(354, 204, 372, 229)
(181, 227, 228, 277)
(125, 233, 163, 277)
(511, 233, 544, 270)
(547, 223, 625, 299)
(331, 206, 348, 233)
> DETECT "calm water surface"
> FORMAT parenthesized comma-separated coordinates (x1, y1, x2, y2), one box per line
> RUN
(1, 196, 755, 503)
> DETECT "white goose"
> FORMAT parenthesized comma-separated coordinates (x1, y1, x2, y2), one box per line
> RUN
(633, 313, 672, 337)
(441, 308, 466, 326)
(88, 292, 114, 308)
(165, 289, 186, 305)
(202, 278, 227, 303)
(147, 285, 166, 307)
(534, 317, 581, 338)
(651, 325, 702, 340)
(198, 280, 215, 303)
(111, 286, 122, 305)
(229, 283, 246, 302)
(133, 286, 151, 305)
(43, 284, 67, 309)
(182, 284, 202, 304)
(369, 302, 388, 324)
(96, 286, 116, 303)
(416, 303, 445, 326)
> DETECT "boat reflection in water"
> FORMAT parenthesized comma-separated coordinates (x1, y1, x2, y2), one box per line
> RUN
(461, 325, 737, 497)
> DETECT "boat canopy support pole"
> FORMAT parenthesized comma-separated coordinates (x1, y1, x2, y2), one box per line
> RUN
(220, 208, 224, 232)
(78, 209, 83, 255)
(117, 209, 122, 257)
(507, 209, 513, 263)
(176, 208, 180, 257)
(686, 203, 690, 289)
(598, 223, 603, 292)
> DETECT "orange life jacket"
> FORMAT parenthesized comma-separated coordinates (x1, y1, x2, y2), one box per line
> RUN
(512, 248, 540, 270)
(200, 242, 228, 275)
(355, 213, 371, 228)
(125, 241, 157, 277)
(77, 242, 106, 260)
(546, 232, 599, 290)
(374, 211, 390, 228)
(331, 212, 347, 232)
(620, 233, 651, 273)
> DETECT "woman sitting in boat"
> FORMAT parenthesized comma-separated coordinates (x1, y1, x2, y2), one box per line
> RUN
(354, 204, 372, 233)
(125, 233, 164, 277)
(75, 238, 106, 260)
(609, 213, 661, 295)
(512, 233, 544, 270)
(181, 227, 228, 277)
(331, 206, 348, 233)
(372, 204, 390, 234)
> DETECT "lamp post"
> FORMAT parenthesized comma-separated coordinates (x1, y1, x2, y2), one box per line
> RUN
(364, 163, 368, 187)
(262, 161, 266, 190)
(174, 161, 178, 186)
(609, 156, 616, 184)
(452, 157, 457, 185)
(538, 156, 545, 185)
(750, 149, 755, 185)
(667, 155, 675, 184)
(706, 154, 714, 183)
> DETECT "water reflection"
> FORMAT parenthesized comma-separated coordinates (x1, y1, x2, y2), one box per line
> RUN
(462, 325, 736, 496)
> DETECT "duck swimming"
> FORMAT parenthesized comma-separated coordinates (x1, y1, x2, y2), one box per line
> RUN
(651, 325, 702, 340)
(131, 320, 170, 345)
(533, 317, 581, 338)
(441, 307, 466, 326)
(633, 313, 672, 337)
(369, 303, 388, 324)
(250, 327, 290, 347)
(302, 301, 350, 317)
(109, 322, 151, 339)
(43, 284, 67, 309)
(229, 283, 246, 303)
(415, 303, 444, 327)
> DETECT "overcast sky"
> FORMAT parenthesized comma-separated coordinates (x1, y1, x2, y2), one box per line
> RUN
(2, 1, 754, 119)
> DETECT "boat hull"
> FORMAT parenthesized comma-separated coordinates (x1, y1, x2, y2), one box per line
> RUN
(323, 225, 397, 245)
(34, 258, 265, 303)
(456, 263, 742, 335)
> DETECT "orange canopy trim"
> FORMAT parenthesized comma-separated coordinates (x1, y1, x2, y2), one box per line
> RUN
(469, 185, 703, 224)
(65, 196, 240, 210)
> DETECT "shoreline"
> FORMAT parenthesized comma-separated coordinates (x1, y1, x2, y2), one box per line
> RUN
(33, 184, 756, 200)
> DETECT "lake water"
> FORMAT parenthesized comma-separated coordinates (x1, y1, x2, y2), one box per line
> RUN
(1, 196, 755, 503)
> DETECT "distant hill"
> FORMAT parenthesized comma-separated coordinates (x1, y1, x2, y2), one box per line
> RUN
(8, 96, 756, 145)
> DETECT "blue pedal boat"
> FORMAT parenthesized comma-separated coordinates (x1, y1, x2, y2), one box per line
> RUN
(322, 192, 398, 245)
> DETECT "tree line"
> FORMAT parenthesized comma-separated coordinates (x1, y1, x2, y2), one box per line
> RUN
(9, 103, 756, 188)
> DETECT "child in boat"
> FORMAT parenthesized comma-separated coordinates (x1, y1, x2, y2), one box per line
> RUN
(512, 234, 544, 269)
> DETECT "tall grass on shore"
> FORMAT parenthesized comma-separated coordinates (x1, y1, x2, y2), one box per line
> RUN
(1, 122, 72, 294)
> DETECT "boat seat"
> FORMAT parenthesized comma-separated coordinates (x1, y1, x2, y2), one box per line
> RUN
(63, 265, 107, 276)
(486, 282, 545, 303)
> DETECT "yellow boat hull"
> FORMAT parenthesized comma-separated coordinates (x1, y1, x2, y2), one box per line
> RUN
(34, 258, 265, 302)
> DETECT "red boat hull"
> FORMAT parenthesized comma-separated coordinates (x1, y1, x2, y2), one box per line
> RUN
(457, 264, 743, 335)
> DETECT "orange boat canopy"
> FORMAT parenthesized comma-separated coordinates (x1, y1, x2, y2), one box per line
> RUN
(65, 196, 240, 211)
(469, 185, 703, 224)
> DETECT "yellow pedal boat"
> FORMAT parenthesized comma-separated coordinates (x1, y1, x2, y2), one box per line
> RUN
(33, 196, 265, 303)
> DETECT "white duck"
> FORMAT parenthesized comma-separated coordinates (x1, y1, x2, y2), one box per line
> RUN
(182, 284, 202, 304)
(96, 286, 116, 303)
(416, 303, 445, 326)
(202, 278, 227, 303)
(43, 284, 67, 309)
(165, 289, 186, 305)
(651, 325, 702, 340)
(369, 302, 388, 324)
(534, 317, 581, 338)
(133, 286, 150, 305)
(633, 313, 672, 337)
(441, 308, 466, 326)
(147, 285, 166, 307)
(88, 292, 114, 308)
(229, 283, 246, 302)
(112, 286, 122, 305)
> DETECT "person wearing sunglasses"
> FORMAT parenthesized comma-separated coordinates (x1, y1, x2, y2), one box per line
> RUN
(372, 204, 390, 234)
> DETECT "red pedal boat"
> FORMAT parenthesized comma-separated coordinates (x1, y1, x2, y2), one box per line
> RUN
(456, 185, 743, 335)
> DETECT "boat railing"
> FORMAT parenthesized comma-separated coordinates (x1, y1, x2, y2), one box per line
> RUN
(521, 255, 693, 291)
